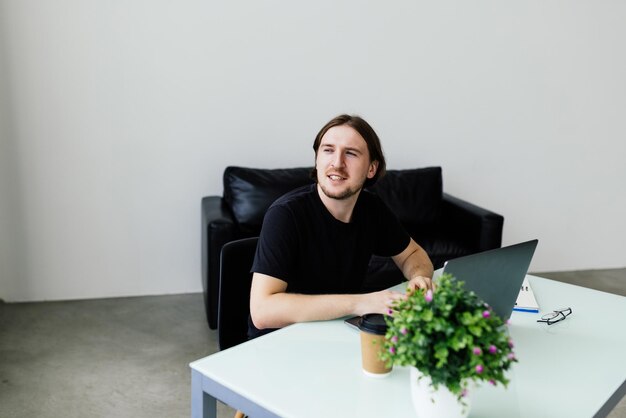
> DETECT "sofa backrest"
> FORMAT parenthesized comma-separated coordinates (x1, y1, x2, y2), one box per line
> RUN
(223, 166, 313, 233)
(223, 165, 442, 234)
(367, 167, 443, 229)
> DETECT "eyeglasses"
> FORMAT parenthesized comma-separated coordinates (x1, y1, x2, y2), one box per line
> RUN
(537, 307, 572, 325)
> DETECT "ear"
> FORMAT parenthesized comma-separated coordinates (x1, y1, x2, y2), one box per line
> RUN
(367, 160, 379, 179)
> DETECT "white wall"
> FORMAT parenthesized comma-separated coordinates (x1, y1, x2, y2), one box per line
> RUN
(1, 1, 625, 302)
(0, 9, 21, 301)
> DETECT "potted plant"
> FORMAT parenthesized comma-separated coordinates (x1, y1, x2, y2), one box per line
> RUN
(380, 273, 517, 418)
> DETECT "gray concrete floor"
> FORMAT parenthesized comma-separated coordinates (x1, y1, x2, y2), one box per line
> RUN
(0, 269, 625, 418)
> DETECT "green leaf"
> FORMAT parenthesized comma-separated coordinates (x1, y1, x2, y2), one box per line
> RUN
(421, 309, 433, 322)
(434, 345, 449, 368)
(469, 325, 482, 337)
(460, 311, 474, 326)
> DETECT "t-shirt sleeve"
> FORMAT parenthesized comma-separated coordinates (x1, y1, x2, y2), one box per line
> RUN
(372, 197, 411, 257)
(251, 205, 298, 283)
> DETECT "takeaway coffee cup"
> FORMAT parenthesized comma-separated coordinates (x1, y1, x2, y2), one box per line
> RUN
(359, 313, 392, 377)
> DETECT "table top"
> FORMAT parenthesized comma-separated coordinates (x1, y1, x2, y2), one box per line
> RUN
(190, 275, 626, 417)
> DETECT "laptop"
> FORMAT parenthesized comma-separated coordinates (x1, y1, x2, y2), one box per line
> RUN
(439, 239, 538, 320)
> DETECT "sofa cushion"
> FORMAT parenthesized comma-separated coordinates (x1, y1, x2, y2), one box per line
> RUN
(368, 167, 443, 227)
(223, 166, 313, 232)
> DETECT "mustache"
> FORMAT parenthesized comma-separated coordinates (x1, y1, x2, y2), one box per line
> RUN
(325, 168, 349, 177)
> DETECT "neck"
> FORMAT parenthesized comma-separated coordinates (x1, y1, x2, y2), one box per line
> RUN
(316, 184, 360, 223)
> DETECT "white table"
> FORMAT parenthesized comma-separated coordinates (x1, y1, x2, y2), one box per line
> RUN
(190, 275, 626, 417)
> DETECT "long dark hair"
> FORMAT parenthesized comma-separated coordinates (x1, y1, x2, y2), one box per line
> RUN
(310, 114, 386, 187)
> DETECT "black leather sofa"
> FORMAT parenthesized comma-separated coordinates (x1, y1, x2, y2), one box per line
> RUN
(201, 166, 504, 329)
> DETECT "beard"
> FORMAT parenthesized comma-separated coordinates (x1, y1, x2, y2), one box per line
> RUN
(318, 169, 367, 201)
(318, 182, 362, 200)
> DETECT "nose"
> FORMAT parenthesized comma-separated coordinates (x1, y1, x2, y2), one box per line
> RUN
(331, 151, 345, 168)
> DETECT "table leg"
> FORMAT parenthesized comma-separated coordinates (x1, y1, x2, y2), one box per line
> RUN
(191, 369, 217, 418)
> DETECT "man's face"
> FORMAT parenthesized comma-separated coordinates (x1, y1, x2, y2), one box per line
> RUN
(315, 125, 378, 201)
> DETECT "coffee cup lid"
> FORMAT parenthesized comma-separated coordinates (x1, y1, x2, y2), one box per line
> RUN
(359, 313, 388, 335)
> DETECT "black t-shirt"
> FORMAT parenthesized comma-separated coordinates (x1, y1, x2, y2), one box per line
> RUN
(248, 184, 409, 339)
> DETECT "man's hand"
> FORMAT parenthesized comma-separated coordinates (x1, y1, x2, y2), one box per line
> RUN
(406, 275, 434, 294)
(354, 289, 408, 316)
(357, 277, 435, 316)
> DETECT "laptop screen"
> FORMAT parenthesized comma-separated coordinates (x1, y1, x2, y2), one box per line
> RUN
(440, 240, 538, 320)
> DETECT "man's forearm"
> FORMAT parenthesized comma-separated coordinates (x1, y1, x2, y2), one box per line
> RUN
(397, 241, 434, 281)
(402, 247, 434, 280)
(250, 292, 363, 329)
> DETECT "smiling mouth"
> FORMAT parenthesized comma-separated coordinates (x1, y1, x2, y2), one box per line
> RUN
(328, 174, 346, 181)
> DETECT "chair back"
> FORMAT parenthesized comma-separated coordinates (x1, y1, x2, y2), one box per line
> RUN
(217, 237, 259, 351)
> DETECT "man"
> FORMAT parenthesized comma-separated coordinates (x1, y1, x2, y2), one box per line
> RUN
(249, 114, 434, 338)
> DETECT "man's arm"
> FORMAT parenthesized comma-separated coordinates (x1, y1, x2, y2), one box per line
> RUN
(249, 273, 407, 330)
(391, 238, 434, 292)
(250, 238, 434, 331)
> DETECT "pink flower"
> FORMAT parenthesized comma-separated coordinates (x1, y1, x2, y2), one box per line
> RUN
(508, 339, 515, 348)
(472, 347, 482, 356)
(482, 310, 491, 318)
(488, 345, 497, 354)
(424, 289, 433, 303)
(389, 347, 396, 354)
(400, 327, 408, 335)
(489, 379, 496, 386)
(391, 335, 398, 343)
(475, 364, 484, 374)
(461, 389, 468, 397)
(507, 353, 516, 360)
(387, 309, 393, 315)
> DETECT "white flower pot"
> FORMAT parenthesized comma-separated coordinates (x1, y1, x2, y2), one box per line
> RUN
(409, 367, 471, 418)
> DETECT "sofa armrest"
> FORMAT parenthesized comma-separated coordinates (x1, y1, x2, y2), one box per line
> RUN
(441, 193, 504, 252)
(201, 196, 237, 329)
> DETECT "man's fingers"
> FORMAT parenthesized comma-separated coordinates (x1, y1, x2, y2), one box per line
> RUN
(407, 276, 434, 293)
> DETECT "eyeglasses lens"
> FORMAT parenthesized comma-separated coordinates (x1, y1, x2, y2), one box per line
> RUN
(541, 312, 560, 321)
